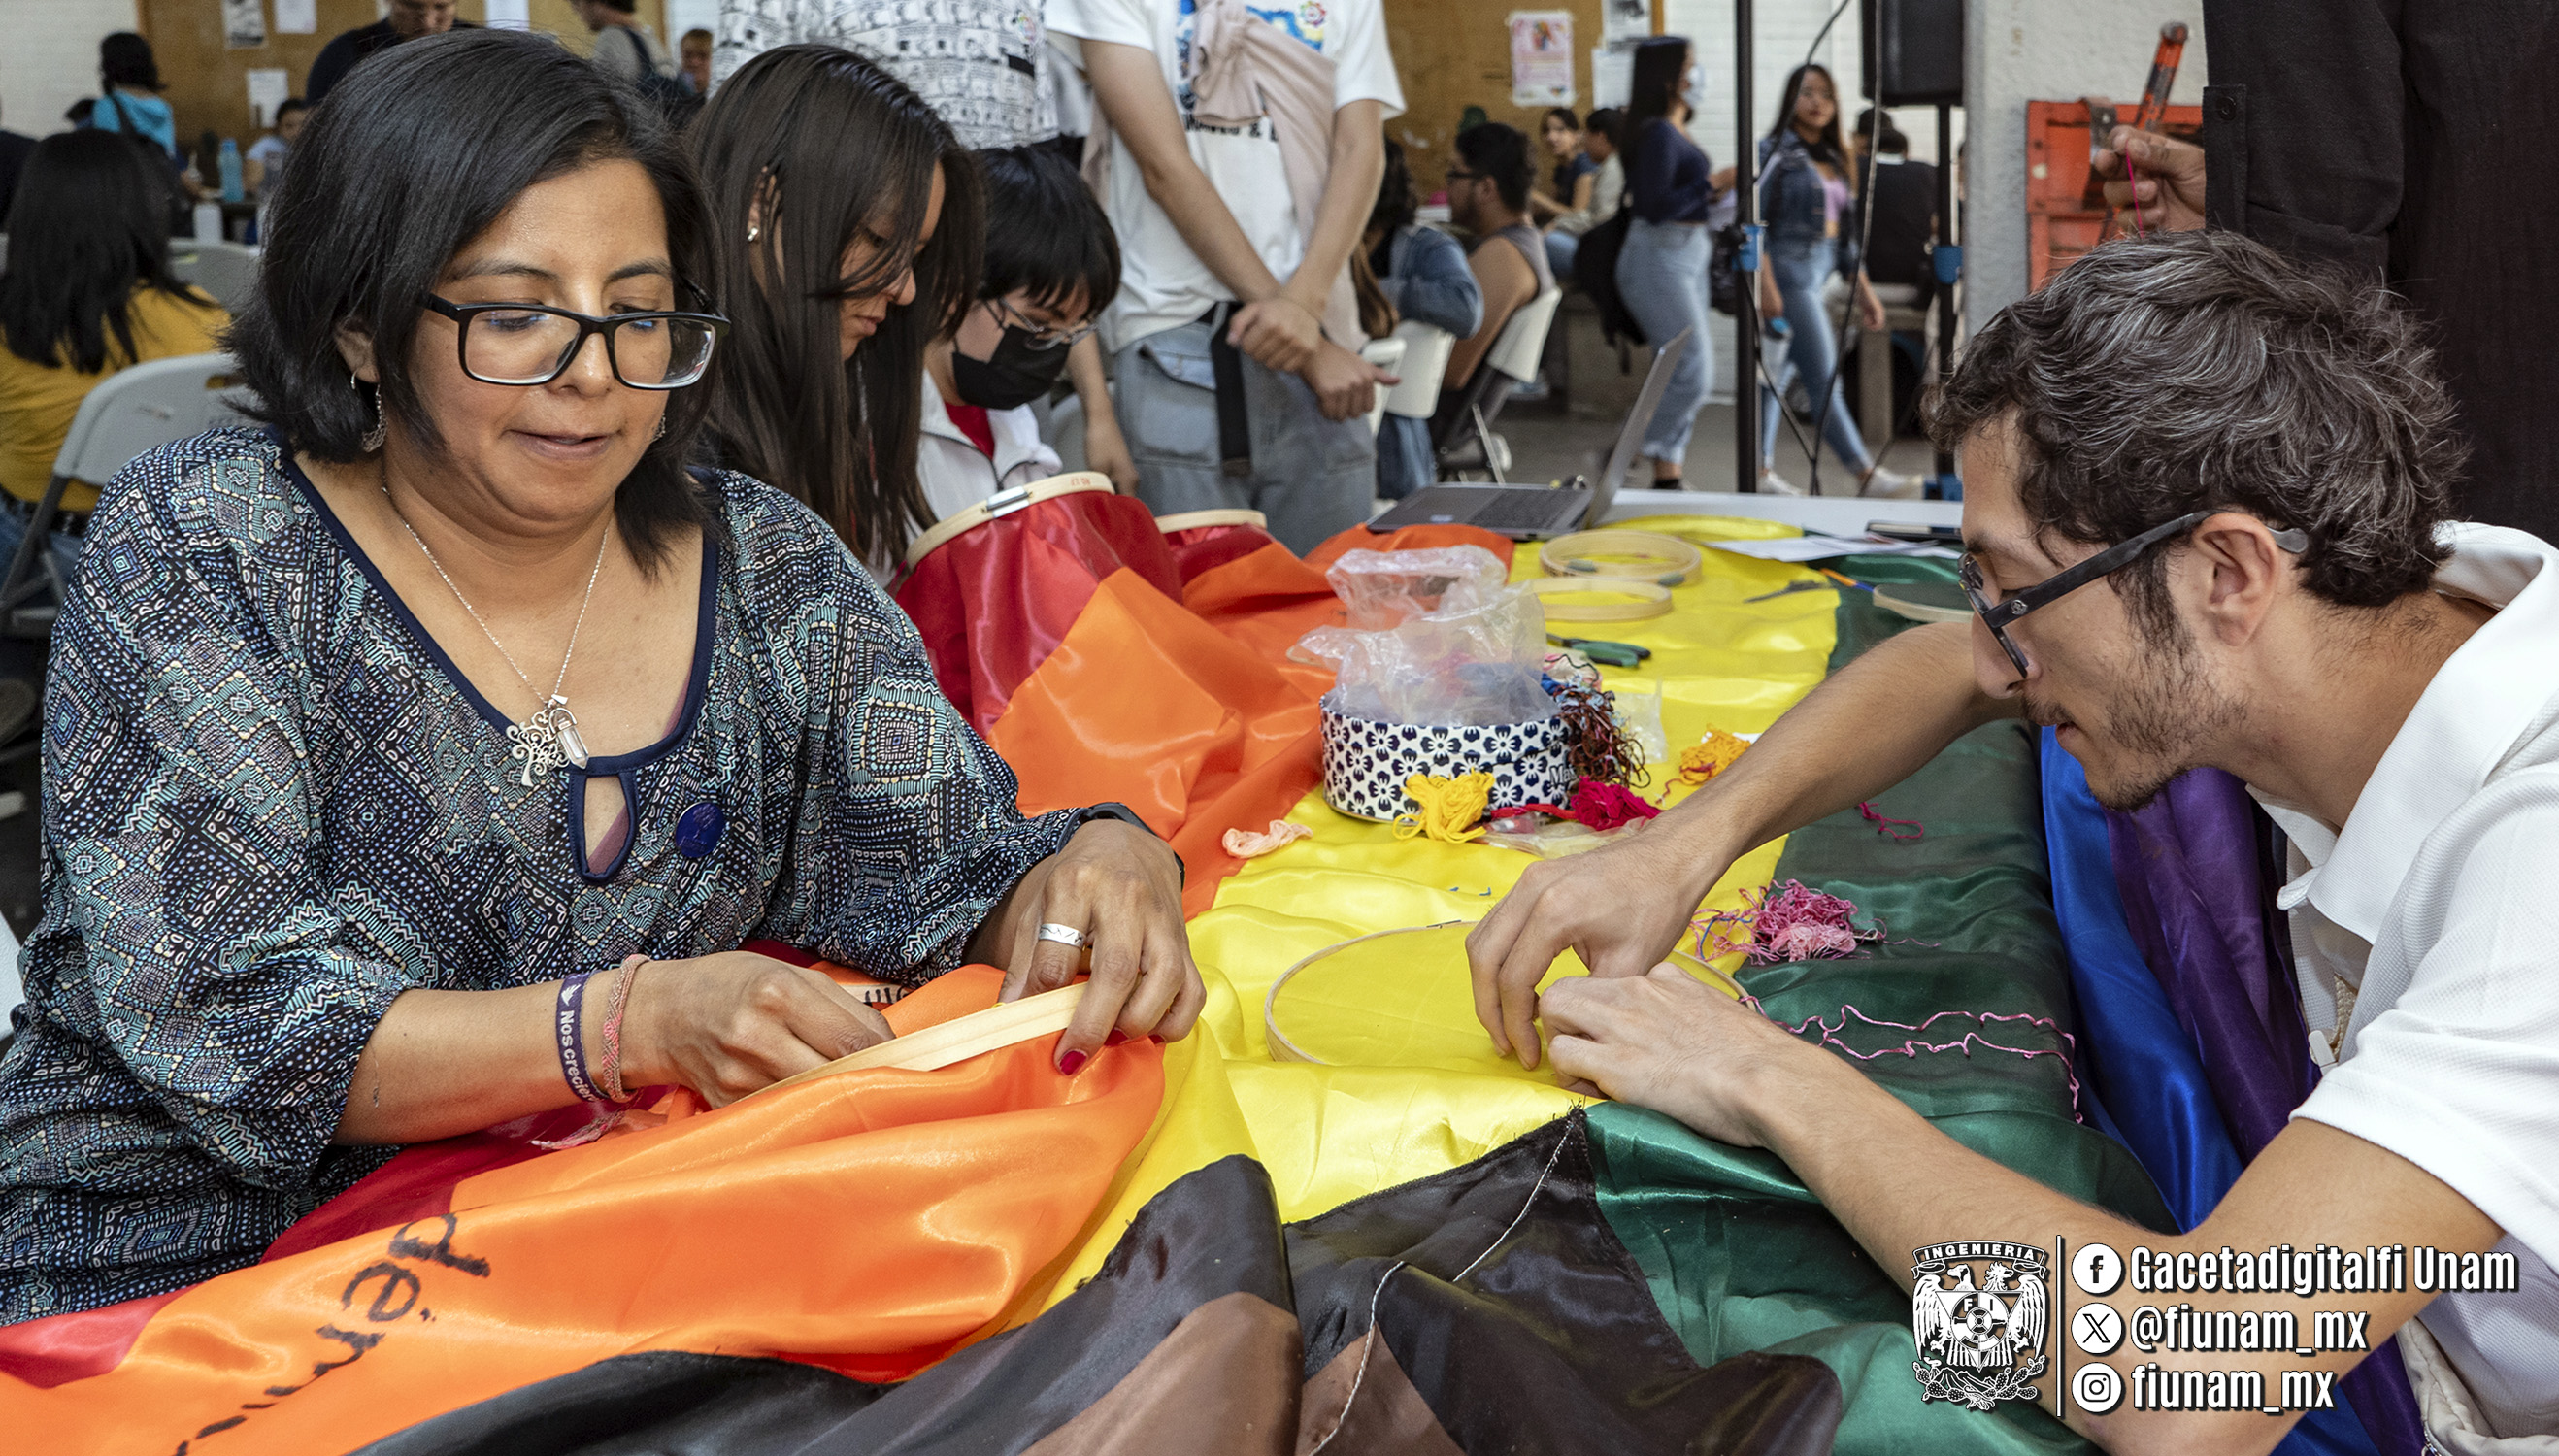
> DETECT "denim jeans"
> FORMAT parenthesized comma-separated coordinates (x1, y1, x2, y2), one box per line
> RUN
(1112, 315, 1377, 554)
(1758, 237, 1875, 474)
(1543, 228, 1579, 284)
(1612, 218, 1716, 467)
(0, 498, 84, 601)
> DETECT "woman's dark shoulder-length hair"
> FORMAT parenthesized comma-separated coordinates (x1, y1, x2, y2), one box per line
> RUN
(0, 131, 208, 373)
(228, 28, 722, 574)
(688, 43, 985, 568)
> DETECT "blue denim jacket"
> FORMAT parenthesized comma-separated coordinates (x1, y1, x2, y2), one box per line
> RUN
(1757, 134, 1857, 277)
(1382, 225, 1484, 340)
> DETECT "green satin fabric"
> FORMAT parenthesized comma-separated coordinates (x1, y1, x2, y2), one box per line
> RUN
(1591, 571, 2174, 1455)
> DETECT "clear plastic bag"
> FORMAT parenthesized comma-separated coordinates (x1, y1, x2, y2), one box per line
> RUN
(1323, 546, 1511, 630)
(1295, 580, 1555, 726)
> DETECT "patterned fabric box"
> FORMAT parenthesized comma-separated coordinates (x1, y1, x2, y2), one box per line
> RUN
(1320, 700, 1577, 821)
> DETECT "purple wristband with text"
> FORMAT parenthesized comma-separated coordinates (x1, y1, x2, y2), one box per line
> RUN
(553, 971, 606, 1103)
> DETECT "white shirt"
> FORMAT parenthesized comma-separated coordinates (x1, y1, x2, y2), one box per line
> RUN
(715, 0, 1057, 148)
(2268, 523, 2559, 1439)
(1044, 0, 1404, 351)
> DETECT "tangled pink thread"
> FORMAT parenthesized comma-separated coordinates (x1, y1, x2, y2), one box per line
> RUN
(1769, 1006, 2086, 1122)
(1689, 879, 1882, 964)
(1490, 781, 1663, 833)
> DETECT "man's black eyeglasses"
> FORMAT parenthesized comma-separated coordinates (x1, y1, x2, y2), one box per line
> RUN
(424, 295, 728, 389)
(1959, 512, 2309, 678)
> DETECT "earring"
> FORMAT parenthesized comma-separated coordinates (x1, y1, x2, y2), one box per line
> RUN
(746, 222, 760, 242)
(352, 371, 385, 452)
(652, 412, 667, 443)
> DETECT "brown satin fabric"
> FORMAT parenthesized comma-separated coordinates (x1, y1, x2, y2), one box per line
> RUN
(1295, 1335, 1466, 1456)
(1021, 1291, 1302, 1456)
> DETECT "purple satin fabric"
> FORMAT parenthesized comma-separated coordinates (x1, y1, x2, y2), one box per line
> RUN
(2106, 768, 2424, 1456)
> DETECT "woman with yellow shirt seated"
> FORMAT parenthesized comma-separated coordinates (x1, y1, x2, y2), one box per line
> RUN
(0, 130, 227, 582)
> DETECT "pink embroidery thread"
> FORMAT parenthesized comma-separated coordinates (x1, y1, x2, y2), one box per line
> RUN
(1856, 801, 1925, 841)
(1491, 781, 1662, 832)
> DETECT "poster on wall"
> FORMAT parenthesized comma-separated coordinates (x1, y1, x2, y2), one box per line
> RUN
(1591, 43, 1634, 109)
(1508, 11, 1575, 109)
(247, 69, 291, 127)
(223, 0, 268, 49)
(1600, 0, 1650, 45)
(273, 0, 316, 34)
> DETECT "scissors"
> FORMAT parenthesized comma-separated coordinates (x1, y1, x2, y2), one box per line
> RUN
(1545, 633, 1650, 668)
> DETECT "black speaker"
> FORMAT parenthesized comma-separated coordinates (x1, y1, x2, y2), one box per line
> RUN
(1863, 0, 1963, 108)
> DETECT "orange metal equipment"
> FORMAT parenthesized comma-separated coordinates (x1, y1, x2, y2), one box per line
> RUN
(2024, 99, 2202, 291)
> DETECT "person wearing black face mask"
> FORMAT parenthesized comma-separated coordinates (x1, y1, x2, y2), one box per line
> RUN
(918, 146, 1123, 525)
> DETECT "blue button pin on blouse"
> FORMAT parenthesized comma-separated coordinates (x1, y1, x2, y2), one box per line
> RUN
(674, 801, 726, 859)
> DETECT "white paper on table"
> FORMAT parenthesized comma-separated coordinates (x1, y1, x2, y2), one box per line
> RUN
(273, 0, 316, 33)
(484, 0, 532, 28)
(246, 69, 290, 127)
(1699, 535, 1962, 563)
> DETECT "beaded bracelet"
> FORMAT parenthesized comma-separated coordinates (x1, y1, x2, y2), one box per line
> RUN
(552, 971, 607, 1103)
(597, 955, 648, 1104)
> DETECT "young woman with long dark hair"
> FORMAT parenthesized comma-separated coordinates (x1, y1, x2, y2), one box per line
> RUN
(1611, 37, 1733, 487)
(0, 130, 224, 577)
(687, 44, 987, 573)
(1754, 62, 1913, 497)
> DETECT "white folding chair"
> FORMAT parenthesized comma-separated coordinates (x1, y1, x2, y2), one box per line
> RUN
(1381, 320, 1456, 420)
(1484, 287, 1563, 388)
(1436, 289, 1563, 483)
(1357, 334, 1407, 436)
(170, 240, 260, 314)
(2, 353, 255, 637)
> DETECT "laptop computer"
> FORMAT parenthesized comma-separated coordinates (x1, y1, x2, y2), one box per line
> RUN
(1366, 328, 1691, 540)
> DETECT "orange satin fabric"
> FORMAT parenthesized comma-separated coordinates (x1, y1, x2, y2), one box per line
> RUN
(0, 968, 1163, 1454)
(990, 521, 1517, 913)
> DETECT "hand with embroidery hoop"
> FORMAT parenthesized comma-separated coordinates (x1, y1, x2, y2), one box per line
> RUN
(1264, 923, 1591, 1076)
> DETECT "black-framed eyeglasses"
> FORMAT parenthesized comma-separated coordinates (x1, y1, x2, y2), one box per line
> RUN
(1959, 511, 2309, 678)
(985, 294, 1098, 352)
(1446, 168, 1486, 182)
(424, 295, 728, 389)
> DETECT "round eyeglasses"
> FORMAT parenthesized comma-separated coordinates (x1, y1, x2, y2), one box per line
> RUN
(1959, 511, 2307, 678)
(986, 295, 1098, 352)
(424, 295, 728, 389)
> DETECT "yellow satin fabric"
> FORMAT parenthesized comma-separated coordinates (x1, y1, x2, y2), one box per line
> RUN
(1042, 518, 1836, 1307)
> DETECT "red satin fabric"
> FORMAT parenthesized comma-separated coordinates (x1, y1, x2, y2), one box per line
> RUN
(1161, 520, 1279, 583)
(895, 491, 1183, 734)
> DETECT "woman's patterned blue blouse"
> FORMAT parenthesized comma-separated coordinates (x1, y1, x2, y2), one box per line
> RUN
(0, 429, 1082, 1322)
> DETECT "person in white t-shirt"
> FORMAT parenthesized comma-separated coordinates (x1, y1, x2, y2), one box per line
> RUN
(1467, 231, 2559, 1448)
(915, 146, 1120, 529)
(1047, 0, 1403, 553)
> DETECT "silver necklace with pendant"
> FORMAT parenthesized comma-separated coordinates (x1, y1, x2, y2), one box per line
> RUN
(380, 480, 611, 788)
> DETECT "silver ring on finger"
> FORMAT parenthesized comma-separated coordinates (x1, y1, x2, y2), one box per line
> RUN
(1036, 921, 1090, 950)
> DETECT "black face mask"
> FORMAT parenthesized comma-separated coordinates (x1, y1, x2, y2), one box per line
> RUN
(950, 321, 1071, 411)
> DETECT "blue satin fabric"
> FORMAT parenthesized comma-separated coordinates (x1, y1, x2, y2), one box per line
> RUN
(2041, 732, 2382, 1456)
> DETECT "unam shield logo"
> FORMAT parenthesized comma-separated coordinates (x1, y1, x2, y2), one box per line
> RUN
(1911, 1241, 2051, 1410)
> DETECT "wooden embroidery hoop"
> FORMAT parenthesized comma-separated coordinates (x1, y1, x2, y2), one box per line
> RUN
(1537, 529, 1705, 588)
(750, 982, 1087, 1095)
(1520, 575, 1674, 622)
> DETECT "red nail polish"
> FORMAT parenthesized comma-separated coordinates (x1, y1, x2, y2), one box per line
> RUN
(1103, 1031, 1128, 1047)
(1057, 1049, 1088, 1075)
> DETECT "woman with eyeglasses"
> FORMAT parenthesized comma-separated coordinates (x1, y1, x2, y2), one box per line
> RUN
(0, 30, 1200, 1325)
(914, 145, 1118, 525)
